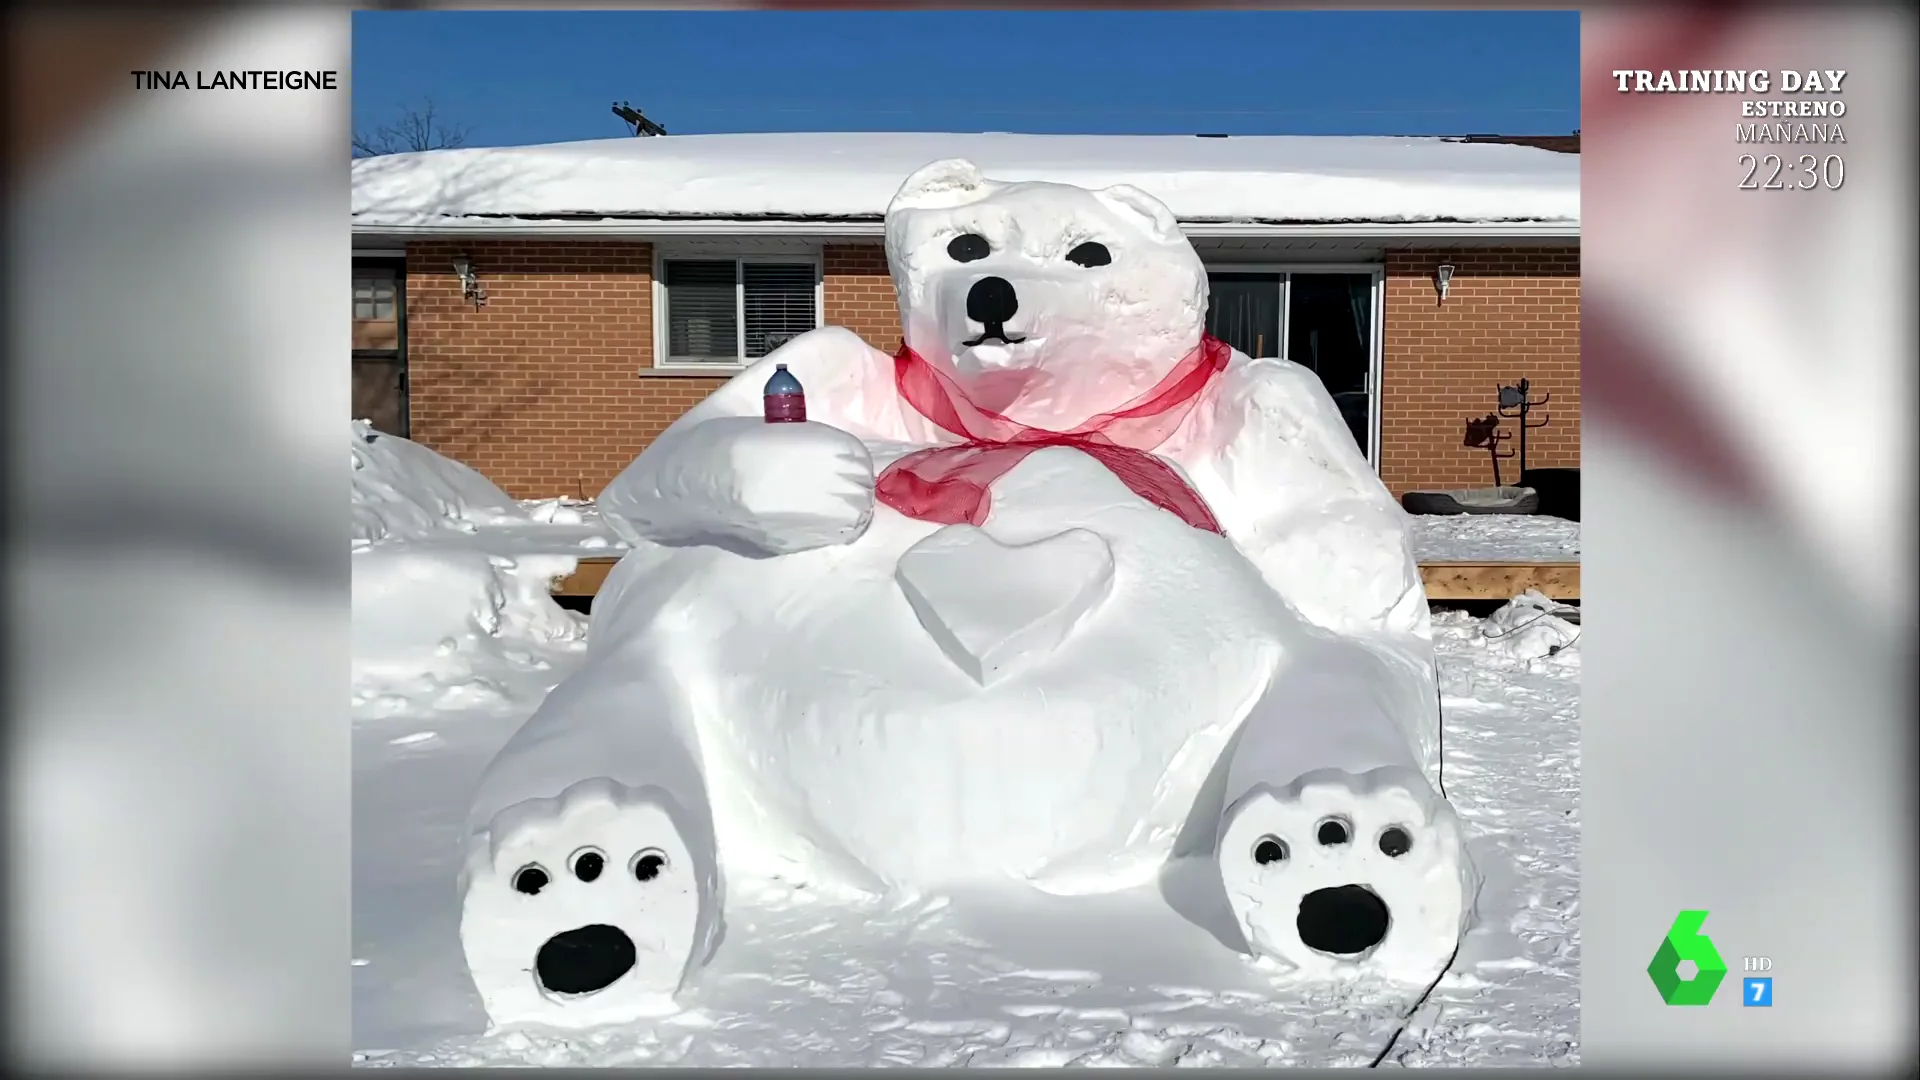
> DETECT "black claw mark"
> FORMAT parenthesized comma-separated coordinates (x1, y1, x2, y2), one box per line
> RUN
(572, 851, 605, 882)
(631, 850, 668, 882)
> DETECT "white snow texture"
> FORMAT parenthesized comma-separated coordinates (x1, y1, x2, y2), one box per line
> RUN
(352, 418, 531, 546)
(349, 131, 1580, 228)
(462, 161, 1469, 1029)
(350, 421, 587, 715)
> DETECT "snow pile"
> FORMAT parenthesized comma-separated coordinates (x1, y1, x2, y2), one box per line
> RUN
(457, 163, 1470, 1031)
(350, 131, 1580, 229)
(350, 422, 586, 715)
(352, 548, 585, 714)
(351, 419, 535, 546)
(1477, 590, 1581, 662)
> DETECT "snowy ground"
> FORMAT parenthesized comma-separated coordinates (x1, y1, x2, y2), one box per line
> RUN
(351, 614, 1579, 1068)
(1408, 513, 1581, 564)
(349, 425, 1579, 1067)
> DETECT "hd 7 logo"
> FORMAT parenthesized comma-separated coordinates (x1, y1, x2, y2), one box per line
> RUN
(1648, 910, 1729, 1005)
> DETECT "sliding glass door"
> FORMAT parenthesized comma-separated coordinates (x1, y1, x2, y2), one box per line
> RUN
(1205, 273, 1284, 365)
(1203, 267, 1382, 467)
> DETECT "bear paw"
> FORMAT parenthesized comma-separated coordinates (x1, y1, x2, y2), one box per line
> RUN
(458, 777, 711, 1029)
(1216, 766, 1476, 985)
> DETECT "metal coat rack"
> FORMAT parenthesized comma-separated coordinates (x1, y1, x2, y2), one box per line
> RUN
(1496, 378, 1552, 476)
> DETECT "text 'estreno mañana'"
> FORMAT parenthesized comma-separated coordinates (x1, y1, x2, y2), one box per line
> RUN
(132, 69, 340, 91)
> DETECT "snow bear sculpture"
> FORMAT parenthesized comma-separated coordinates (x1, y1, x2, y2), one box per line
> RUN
(457, 160, 1477, 1028)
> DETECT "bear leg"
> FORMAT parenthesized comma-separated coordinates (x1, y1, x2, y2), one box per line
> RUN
(1206, 640, 1476, 986)
(456, 666, 724, 1029)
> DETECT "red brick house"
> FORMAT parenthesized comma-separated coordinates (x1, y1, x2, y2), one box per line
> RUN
(351, 132, 1578, 500)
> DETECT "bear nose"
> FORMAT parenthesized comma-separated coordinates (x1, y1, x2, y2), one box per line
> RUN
(966, 276, 1019, 326)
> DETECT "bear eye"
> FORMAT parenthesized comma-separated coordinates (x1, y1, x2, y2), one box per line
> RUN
(512, 864, 550, 895)
(1066, 241, 1111, 268)
(631, 848, 669, 882)
(1252, 836, 1288, 865)
(946, 233, 991, 263)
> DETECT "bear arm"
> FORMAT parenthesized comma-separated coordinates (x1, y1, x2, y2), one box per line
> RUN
(595, 327, 903, 544)
(1188, 358, 1429, 642)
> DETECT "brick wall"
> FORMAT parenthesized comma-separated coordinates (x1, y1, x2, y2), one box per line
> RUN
(404, 240, 723, 499)
(1378, 247, 1580, 496)
(823, 242, 901, 351)
(397, 238, 1577, 502)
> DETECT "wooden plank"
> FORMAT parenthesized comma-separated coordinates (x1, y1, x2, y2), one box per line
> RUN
(1419, 561, 1580, 602)
(552, 556, 619, 597)
(555, 556, 1579, 603)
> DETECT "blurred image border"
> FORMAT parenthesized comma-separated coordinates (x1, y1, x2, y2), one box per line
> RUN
(4, 1, 1913, 1070)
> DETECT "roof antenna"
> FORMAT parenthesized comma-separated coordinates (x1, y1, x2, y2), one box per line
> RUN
(612, 101, 668, 137)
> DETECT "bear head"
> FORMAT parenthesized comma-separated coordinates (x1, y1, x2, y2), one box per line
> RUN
(883, 159, 1209, 425)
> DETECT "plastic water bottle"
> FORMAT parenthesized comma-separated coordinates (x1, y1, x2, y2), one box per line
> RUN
(763, 363, 806, 423)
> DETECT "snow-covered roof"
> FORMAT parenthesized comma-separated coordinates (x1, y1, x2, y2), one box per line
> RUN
(350, 132, 1580, 235)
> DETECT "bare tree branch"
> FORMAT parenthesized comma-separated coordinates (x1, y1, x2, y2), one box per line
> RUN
(352, 97, 471, 157)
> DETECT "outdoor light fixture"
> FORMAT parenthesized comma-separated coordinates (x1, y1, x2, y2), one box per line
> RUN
(453, 256, 488, 307)
(1435, 263, 1456, 302)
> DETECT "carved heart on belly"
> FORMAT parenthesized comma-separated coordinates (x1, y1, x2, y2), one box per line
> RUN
(894, 525, 1117, 687)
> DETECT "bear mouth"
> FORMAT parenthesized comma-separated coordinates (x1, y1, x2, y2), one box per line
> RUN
(961, 322, 1027, 347)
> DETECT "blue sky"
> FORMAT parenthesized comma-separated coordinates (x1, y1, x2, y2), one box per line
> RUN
(351, 9, 1579, 148)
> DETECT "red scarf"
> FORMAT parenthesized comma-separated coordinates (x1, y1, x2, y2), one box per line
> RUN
(874, 335, 1232, 534)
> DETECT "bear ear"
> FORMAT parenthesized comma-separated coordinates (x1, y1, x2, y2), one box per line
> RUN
(1095, 183, 1183, 244)
(889, 158, 988, 212)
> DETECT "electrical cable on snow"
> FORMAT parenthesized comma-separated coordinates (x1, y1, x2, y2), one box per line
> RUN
(1432, 656, 1448, 802)
(1479, 609, 1551, 640)
(1374, 598, 1581, 1064)
(1367, 654, 1463, 1067)
(1479, 603, 1582, 661)
(1478, 606, 1578, 642)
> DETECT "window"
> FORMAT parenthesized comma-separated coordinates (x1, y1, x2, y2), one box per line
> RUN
(353, 271, 397, 321)
(1206, 273, 1283, 361)
(659, 256, 820, 365)
(352, 264, 401, 353)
